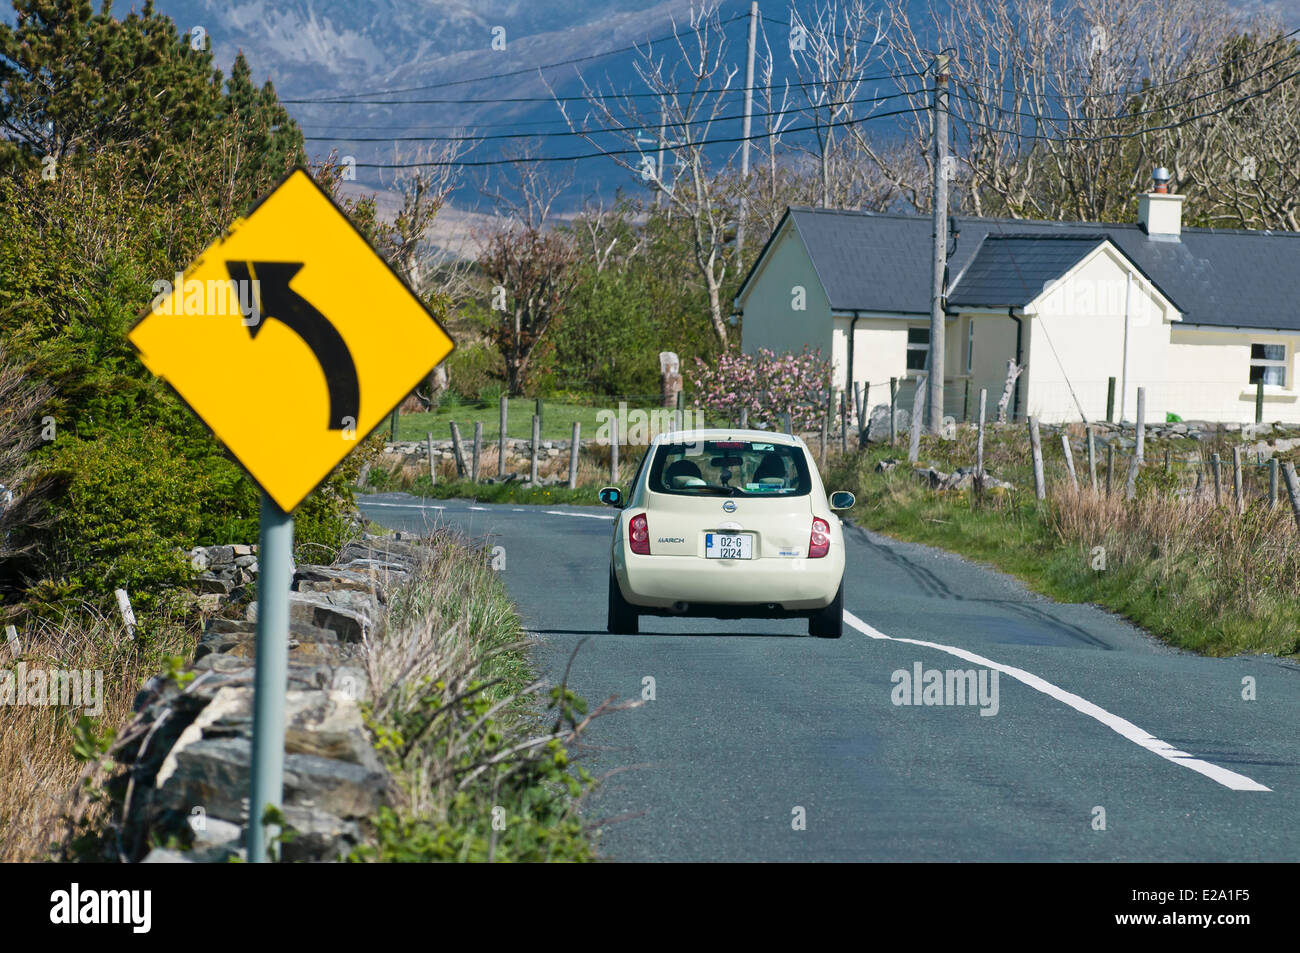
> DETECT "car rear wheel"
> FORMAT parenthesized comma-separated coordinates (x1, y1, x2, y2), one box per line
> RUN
(808, 580, 844, 639)
(607, 567, 639, 634)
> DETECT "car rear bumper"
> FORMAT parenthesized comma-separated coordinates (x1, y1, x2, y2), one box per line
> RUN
(615, 552, 843, 612)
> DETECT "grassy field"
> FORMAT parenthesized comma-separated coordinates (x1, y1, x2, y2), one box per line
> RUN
(822, 426, 1300, 658)
(394, 397, 647, 443)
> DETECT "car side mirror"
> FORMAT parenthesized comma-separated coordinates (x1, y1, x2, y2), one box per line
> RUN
(598, 486, 624, 508)
(829, 491, 855, 510)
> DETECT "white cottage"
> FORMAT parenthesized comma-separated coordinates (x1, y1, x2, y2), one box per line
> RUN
(736, 177, 1300, 425)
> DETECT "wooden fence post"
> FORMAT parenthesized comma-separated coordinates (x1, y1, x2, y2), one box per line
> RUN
(1086, 426, 1097, 492)
(1211, 453, 1222, 506)
(1028, 417, 1046, 500)
(568, 422, 580, 489)
(1106, 376, 1116, 423)
(498, 395, 508, 479)
(449, 422, 467, 478)
(1282, 462, 1300, 532)
(1232, 445, 1244, 515)
(115, 588, 137, 640)
(1269, 457, 1279, 508)
(840, 392, 848, 454)
(1061, 433, 1078, 490)
(530, 415, 540, 485)
(975, 389, 987, 495)
(610, 418, 619, 484)
(1256, 379, 1265, 425)
(426, 431, 436, 487)
(471, 422, 482, 483)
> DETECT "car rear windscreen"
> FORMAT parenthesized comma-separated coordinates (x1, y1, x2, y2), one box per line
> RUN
(648, 440, 811, 497)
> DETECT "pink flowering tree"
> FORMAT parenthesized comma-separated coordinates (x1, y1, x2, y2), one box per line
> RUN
(690, 346, 835, 431)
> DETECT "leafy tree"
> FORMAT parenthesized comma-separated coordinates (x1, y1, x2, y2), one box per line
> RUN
(477, 226, 579, 396)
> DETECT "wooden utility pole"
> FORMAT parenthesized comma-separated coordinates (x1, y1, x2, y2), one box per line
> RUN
(736, 1, 758, 261)
(927, 53, 950, 434)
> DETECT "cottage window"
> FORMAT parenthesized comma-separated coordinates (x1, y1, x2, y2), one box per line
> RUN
(1249, 343, 1287, 387)
(906, 327, 929, 371)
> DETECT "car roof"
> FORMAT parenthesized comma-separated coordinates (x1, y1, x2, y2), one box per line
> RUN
(652, 428, 806, 447)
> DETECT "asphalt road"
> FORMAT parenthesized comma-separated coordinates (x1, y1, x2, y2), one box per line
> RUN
(359, 492, 1300, 861)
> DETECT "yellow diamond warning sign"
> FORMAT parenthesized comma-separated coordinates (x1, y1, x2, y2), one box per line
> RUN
(129, 169, 453, 512)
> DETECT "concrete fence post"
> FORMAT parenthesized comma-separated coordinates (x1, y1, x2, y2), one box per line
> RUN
(909, 374, 927, 465)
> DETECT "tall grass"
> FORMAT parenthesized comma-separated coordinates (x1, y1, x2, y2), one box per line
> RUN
(0, 608, 193, 862)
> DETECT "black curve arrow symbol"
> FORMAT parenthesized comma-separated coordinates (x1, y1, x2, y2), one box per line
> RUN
(226, 261, 360, 430)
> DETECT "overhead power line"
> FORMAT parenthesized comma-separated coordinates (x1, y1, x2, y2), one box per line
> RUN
(344, 103, 930, 168)
(302, 88, 920, 144)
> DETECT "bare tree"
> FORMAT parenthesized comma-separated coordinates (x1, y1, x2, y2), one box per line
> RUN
(788, 0, 888, 208)
(873, 0, 1252, 221)
(554, 3, 742, 346)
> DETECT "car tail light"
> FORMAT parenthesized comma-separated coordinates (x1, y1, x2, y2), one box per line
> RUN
(809, 517, 831, 558)
(628, 513, 651, 555)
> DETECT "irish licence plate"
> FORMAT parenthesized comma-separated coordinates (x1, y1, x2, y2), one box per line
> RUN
(705, 533, 753, 559)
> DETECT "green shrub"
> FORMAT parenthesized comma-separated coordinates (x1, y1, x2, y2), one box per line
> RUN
(443, 340, 503, 404)
(34, 428, 202, 615)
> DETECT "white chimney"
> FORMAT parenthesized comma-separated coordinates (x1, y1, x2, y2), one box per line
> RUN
(1137, 166, 1184, 240)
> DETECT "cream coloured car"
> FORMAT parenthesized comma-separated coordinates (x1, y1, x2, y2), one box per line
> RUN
(598, 429, 855, 638)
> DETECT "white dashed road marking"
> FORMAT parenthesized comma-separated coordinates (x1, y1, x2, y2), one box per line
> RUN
(844, 610, 1270, 792)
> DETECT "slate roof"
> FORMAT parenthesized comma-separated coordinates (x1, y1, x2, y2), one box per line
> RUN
(741, 206, 1300, 331)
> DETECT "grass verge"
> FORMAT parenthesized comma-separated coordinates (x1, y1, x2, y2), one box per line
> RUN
(352, 529, 630, 862)
(823, 430, 1300, 658)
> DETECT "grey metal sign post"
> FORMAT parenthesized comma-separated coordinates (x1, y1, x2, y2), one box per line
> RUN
(247, 492, 293, 862)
